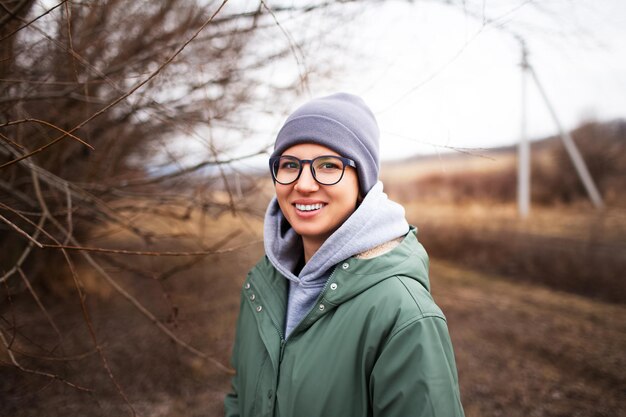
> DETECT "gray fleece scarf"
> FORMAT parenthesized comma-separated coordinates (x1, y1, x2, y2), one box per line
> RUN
(263, 181, 409, 337)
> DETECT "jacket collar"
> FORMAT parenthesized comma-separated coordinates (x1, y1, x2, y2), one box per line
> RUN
(249, 227, 429, 338)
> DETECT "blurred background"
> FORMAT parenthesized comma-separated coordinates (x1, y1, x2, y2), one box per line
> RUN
(1, 1, 625, 416)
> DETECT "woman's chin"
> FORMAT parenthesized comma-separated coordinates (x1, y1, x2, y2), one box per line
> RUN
(292, 223, 332, 243)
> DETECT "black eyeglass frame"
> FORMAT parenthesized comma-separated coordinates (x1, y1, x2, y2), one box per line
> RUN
(269, 155, 357, 186)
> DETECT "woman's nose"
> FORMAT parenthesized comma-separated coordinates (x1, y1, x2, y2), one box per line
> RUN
(294, 165, 319, 193)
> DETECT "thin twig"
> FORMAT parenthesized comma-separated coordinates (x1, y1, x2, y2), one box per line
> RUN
(0, 0, 31, 27)
(30, 169, 138, 416)
(0, 0, 70, 41)
(157, 229, 243, 280)
(0, 328, 92, 393)
(28, 170, 238, 375)
(0, 179, 37, 207)
(64, 1, 81, 84)
(77, 148, 268, 191)
(0, 131, 26, 150)
(375, 26, 484, 115)
(6, 344, 101, 362)
(0, 118, 94, 148)
(17, 268, 64, 341)
(0, 214, 45, 284)
(42, 239, 260, 257)
(0, 118, 94, 169)
(0, 142, 155, 242)
(79, 245, 234, 374)
(382, 130, 497, 160)
(0, 212, 44, 248)
(208, 124, 237, 216)
(98, 229, 242, 284)
(3, 0, 231, 170)
(260, 0, 310, 94)
(1, 278, 18, 348)
(64, 182, 73, 245)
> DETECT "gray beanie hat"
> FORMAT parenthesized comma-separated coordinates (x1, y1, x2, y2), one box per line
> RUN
(271, 92, 380, 195)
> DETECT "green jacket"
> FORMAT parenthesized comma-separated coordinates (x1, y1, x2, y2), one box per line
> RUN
(224, 228, 464, 417)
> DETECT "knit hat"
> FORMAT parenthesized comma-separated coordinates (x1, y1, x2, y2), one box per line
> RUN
(271, 92, 380, 195)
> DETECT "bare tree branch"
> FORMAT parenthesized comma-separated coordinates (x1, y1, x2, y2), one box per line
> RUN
(0, 1, 68, 40)
(0, 118, 94, 169)
(260, 0, 310, 95)
(0, 210, 45, 283)
(0, 327, 93, 393)
(42, 238, 260, 257)
(16, 267, 63, 342)
(30, 167, 138, 416)
(0, 212, 43, 248)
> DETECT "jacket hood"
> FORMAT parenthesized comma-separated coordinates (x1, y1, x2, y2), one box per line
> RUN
(293, 226, 431, 336)
(263, 181, 410, 336)
(263, 181, 409, 287)
(253, 226, 430, 338)
(323, 226, 430, 305)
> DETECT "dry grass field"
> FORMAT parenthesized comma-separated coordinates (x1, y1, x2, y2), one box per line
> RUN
(401, 201, 626, 303)
(2, 123, 626, 416)
(381, 127, 626, 303)
(433, 260, 626, 417)
(380, 128, 626, 415)
(2, 204, 625, 417)
(1, 207, 265, 417)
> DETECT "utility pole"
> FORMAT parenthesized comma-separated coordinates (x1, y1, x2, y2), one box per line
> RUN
(515, 36, 604, 217)
(518, 40, 530, 218)
(528, 66, 605, 210)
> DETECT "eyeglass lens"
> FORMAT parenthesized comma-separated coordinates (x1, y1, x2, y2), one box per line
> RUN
(273, 156, 345, 185)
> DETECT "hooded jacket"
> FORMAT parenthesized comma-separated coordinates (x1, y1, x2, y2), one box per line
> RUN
(224, 227, 465, 417)
(264, 182, 410, 337)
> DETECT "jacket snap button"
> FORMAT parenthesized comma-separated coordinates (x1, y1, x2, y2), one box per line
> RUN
(330, 283, 338, 290)
(267, 389, 273, 398)
(250, 293, 255, 301)
(319, 304, 325, 311)
(342, 262, 349, 270)
(256, 305, 263, 312)
(244, 282, 250, 289)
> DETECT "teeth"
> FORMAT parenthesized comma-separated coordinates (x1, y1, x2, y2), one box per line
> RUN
(295, 203, 324, 211)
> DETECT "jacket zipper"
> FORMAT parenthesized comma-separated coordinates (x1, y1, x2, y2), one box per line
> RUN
(285, 265, 339, 339)
(272, 265, 340, 364)
(264, 307, 286, 362)
(275, 325, 286, 362)
(268, 265, 340, 417)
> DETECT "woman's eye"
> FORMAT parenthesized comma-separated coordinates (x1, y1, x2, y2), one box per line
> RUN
(318, 162, 340, 170)
(280, 162, 299, 170)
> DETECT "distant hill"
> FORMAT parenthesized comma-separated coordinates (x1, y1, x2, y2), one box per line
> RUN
(381, 119, 626, 206)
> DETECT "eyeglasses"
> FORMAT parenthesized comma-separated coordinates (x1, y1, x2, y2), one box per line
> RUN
(269, 155, 357, 186)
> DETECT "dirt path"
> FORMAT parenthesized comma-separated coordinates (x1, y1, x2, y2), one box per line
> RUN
(431, 260, 626, 417)
(2, 250, 624, 417)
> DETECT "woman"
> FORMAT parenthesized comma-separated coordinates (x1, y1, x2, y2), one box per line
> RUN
(224, 93, 464, 417)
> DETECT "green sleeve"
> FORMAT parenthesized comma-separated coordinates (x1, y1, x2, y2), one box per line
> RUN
(370, 315, 465, 417)
(224, 293, 244, 417)
(224, 372, 240, 417)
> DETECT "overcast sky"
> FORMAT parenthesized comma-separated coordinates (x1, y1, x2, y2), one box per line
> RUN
(293, 0, 626, 160)
(187, 0, 626, 173)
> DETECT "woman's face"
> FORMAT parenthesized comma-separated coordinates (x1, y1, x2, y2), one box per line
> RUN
(275, 143, 360, 245)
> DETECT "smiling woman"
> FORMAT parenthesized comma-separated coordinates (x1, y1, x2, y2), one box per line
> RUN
(272, 144, 360, 262)
(224, 93, 465, 417)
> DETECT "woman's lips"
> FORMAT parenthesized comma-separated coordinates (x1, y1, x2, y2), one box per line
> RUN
(295, 202, 324, 211)
(293, 202, 327, 218)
